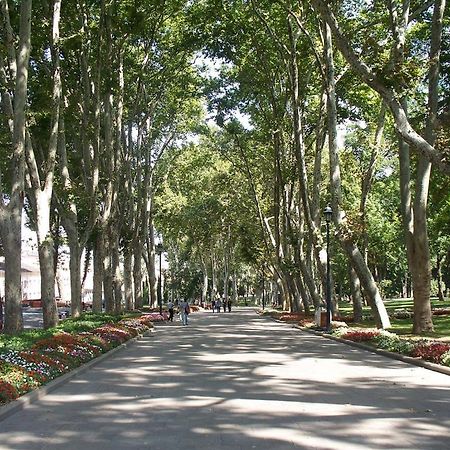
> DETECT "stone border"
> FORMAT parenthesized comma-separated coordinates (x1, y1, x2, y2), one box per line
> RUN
(260, 313, 450, 377)
(297, 325, 450, 376)
(0, 329, 154, 422)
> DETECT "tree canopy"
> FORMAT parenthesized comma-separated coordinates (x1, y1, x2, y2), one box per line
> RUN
(0, 0, 449, 335)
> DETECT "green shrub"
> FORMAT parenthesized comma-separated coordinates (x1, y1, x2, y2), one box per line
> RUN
(374, 333, 415, 354)
(441, 351, 450, 367)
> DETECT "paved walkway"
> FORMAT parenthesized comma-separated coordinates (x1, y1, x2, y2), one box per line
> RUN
(1, 309, 450, 449)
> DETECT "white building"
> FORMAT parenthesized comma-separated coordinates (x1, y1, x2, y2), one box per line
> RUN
(0, 221, 93, 304)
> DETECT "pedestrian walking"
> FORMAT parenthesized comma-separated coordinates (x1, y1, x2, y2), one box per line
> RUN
(227, 299, 232, 312)
(223, 299, 227, 312)
(179, 299, 190, 326)
(211, 299, 216, 313)
(215, 298, 221, 313)
(167, 300, 174, 322)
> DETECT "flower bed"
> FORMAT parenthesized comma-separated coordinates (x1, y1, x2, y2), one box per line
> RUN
(332, 327, 450, 368)
(339, 329, 380, 342)
(0, 315, 155, 406)
(278, 312, 306, 322)
(143, 312, 168, 322)
(258, 309, 315, 327)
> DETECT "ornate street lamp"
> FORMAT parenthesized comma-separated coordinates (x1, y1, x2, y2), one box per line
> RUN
(155, 242, 164, 315)
(324, 205, 333, 331)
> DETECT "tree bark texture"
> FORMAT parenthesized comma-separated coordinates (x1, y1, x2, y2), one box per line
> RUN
(0, 0, 32, 334)
(123, 248, 134, 310)
(133, 242, 143, 309)
(323, 21, 391, 328)
(92, 231, 104, 312)
(349, 266, 363, 322)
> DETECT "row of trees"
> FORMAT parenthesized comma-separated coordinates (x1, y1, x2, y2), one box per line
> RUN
(155, 0, 449, 334)
(1, 1, 449, 335)
(0, 0, 202, 334)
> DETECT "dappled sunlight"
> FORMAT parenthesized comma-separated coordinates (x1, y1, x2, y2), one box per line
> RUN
(215, 397, 376, 416)
(243, 426, 370, 450)
(1, 309, 450, 449)
(196, 350, 293, 364)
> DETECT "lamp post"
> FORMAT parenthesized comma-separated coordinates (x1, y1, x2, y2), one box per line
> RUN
(155, 242, 164, 315)
(261, 263, 267, 310)
(324, 205, 333, 332)
(262, 274, 265, 310)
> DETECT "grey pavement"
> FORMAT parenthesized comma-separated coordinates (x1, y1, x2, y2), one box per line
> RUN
(1, 308, 450, 450)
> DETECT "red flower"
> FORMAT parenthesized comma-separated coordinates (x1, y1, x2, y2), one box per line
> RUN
(411, 342, 450, 364)
(0, 381, 19, 403)
(341, 330, 380, 342)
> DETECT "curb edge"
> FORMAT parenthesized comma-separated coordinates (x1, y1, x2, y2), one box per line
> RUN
(296, 325, 450, 376)
(0, 329, 155, 422)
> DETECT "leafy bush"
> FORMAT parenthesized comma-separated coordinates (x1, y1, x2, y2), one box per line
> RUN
(391, 309, 413, 319)
(373, 332, 415, 355)
(441, 351, 450, 367)
(59, 313, 122, 334)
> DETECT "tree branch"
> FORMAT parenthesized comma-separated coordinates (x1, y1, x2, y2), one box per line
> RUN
(310, 0, 450, 174)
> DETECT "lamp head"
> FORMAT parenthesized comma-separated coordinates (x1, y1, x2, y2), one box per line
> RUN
(324, 205, 333, 223)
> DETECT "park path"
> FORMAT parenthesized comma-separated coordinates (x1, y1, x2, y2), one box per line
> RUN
(1, 308, 450, 450)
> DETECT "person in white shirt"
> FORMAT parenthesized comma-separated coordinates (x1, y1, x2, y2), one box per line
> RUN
(179, 299, 189, 325)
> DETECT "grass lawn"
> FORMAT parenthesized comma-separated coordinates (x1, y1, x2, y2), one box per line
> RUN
(338, 297, 450, 340)
(0, 312, 134, 352)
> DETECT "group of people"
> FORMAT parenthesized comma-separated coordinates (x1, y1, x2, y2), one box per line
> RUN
(211, 298, 232, 313)
(164, 297, 233, 325)
(166, 299, 190, 326)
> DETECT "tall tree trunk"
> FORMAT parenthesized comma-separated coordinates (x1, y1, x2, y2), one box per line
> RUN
(23, 0, 62, 329)
(147, 222, 157, 308)
(123, 247, 134, 310)
(347, 103, 387, 314)
(201, 258, 209, 306)
(436, 254, 445, 302)
(223, 250, 229, 304)
(232, 273, 238, 305)
(410, 156, 433, 333)
(349, 266, 363, 322)
(360, 103, 386, 261)
(410, 0, 445, 333)
(289, 209, 321, 309)
(323, 21, 390, 328)
(56, 112, 96, 317)
(299, 275, 312, 313)
(0, 0, 32, 335)
(64, 223, 82, 317)
(287, 17, 328, 293)
(211, 250, 218, 302)
(35, 196, 58, 328)
(133, 242, 143, 309)
(111, 226, 122, 314)
(92, 231, 104, 312)
(103, 229, 114, 314)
